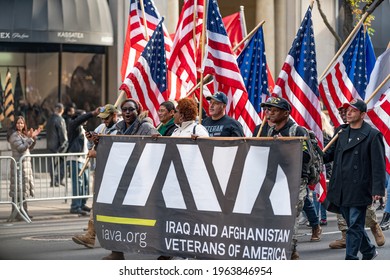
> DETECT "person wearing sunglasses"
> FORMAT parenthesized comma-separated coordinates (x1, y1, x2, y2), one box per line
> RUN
(115, 98, 158, 136)
(101, 98, 158, 260)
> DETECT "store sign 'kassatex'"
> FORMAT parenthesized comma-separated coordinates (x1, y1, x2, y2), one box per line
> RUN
(94, 136, 303, 260)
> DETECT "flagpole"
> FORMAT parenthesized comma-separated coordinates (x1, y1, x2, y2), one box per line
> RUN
(322, 129, 342, 152)
(322, 73, 390, 153)
(319, 12, 369, 81)
(239, 6, 247, 37)
(185, 20, 266, 98)
(365, 73, 390, 105)
(255, 114, 267, 137)
(193, 0, 198, 48)
(140, 0, 149, 40)
(198, 0, 208, 125)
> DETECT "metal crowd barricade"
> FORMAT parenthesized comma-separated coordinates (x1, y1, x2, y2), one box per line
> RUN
(0, 156, 28, 222)
(14, 152, 91, 223)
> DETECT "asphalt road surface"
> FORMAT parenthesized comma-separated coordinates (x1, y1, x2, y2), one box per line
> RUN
(1, 210, 389, 260)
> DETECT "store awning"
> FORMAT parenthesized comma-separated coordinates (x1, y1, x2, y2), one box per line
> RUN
(0, 0, 113, 46)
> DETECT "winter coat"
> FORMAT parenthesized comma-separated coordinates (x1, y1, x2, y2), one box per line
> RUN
(46, 113, 68, 153)
(171, 120, 209, 137)
(67, 112, 94, 162)
(115, 112, 158, 136)
(8, 131, 36, 198)
(324, 121, 386, 207)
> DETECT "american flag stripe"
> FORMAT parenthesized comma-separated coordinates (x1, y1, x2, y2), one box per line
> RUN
(121, 0, 172, 80)
(122, 59, 165, 123)
(237, 25, 270, 115)
(367, 91, 390, 173)
(275, 58, 322, 140)
(319, 25, 373, 129)
(273, 6, 325, 202)
(202, 0, 260, 136)
(120, 19, 167, 126)
(168, 0, 203, 91)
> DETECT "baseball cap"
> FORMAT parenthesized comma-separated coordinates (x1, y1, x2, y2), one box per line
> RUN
(342, 99, 367, 112)
(206, 92, 228, 104)
(98, 104, 118, 118)
(261, 97, 291, 112)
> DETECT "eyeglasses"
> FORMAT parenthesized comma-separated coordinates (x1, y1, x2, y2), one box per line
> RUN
(121, 107, 136, 112)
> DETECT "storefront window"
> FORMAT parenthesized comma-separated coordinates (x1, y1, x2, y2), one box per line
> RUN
(0, 51, 105, 135)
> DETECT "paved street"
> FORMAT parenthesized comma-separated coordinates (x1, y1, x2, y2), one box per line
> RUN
(0, 200, 389, 260)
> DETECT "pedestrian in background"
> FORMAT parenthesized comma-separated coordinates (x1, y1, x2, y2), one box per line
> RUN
(71, 104, 120, 249)
(7, 116, 41, 220)
(46, 103, 68, 187)
(67, 108, 99, 216)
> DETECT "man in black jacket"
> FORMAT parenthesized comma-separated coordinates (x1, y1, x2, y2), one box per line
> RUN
(46, 103, 68, 187)
(67, 108, 99, 216)
(324, 99, 386, 260)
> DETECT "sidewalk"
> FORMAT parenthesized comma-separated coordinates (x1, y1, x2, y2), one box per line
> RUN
(0, 199, 92, 223)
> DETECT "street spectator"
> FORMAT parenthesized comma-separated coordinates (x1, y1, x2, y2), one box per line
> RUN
(46, 103, 68, 187)
(202, 92, 244, 137)
(7, 116, 41, 220)
(67, 108, 99, 216)
(72, 104, 120, 249)
(323, 99, 386, 260)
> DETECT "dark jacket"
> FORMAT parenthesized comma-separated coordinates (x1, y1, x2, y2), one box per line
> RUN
(324, 121, 386, 207)
(46, 113, 68, 153)
(67, 112, 94, 153)
(158, 118, 176, 136)
(116, 112, 158, 136)
(267, 119, 311, 180)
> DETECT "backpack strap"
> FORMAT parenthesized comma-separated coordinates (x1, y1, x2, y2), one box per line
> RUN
(289, 123, 299, 137)
(192, 124, 197, 135)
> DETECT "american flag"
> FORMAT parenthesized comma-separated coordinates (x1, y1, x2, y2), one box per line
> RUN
(202, 0, 261, 136)
(119, 19, 167, 126)
(168, 0, 204, 91)
(365, 48, 390, 174)
(273, 6, 326, 202)
(4, 70, 15, 123)
(237, 26, 270, 115)
(367, 89, 390, 174)
(319, 25, 375, 128)
(222, 11, 245, 55)
(365, 48, 390, 109)
(120, 0, 182, 101)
